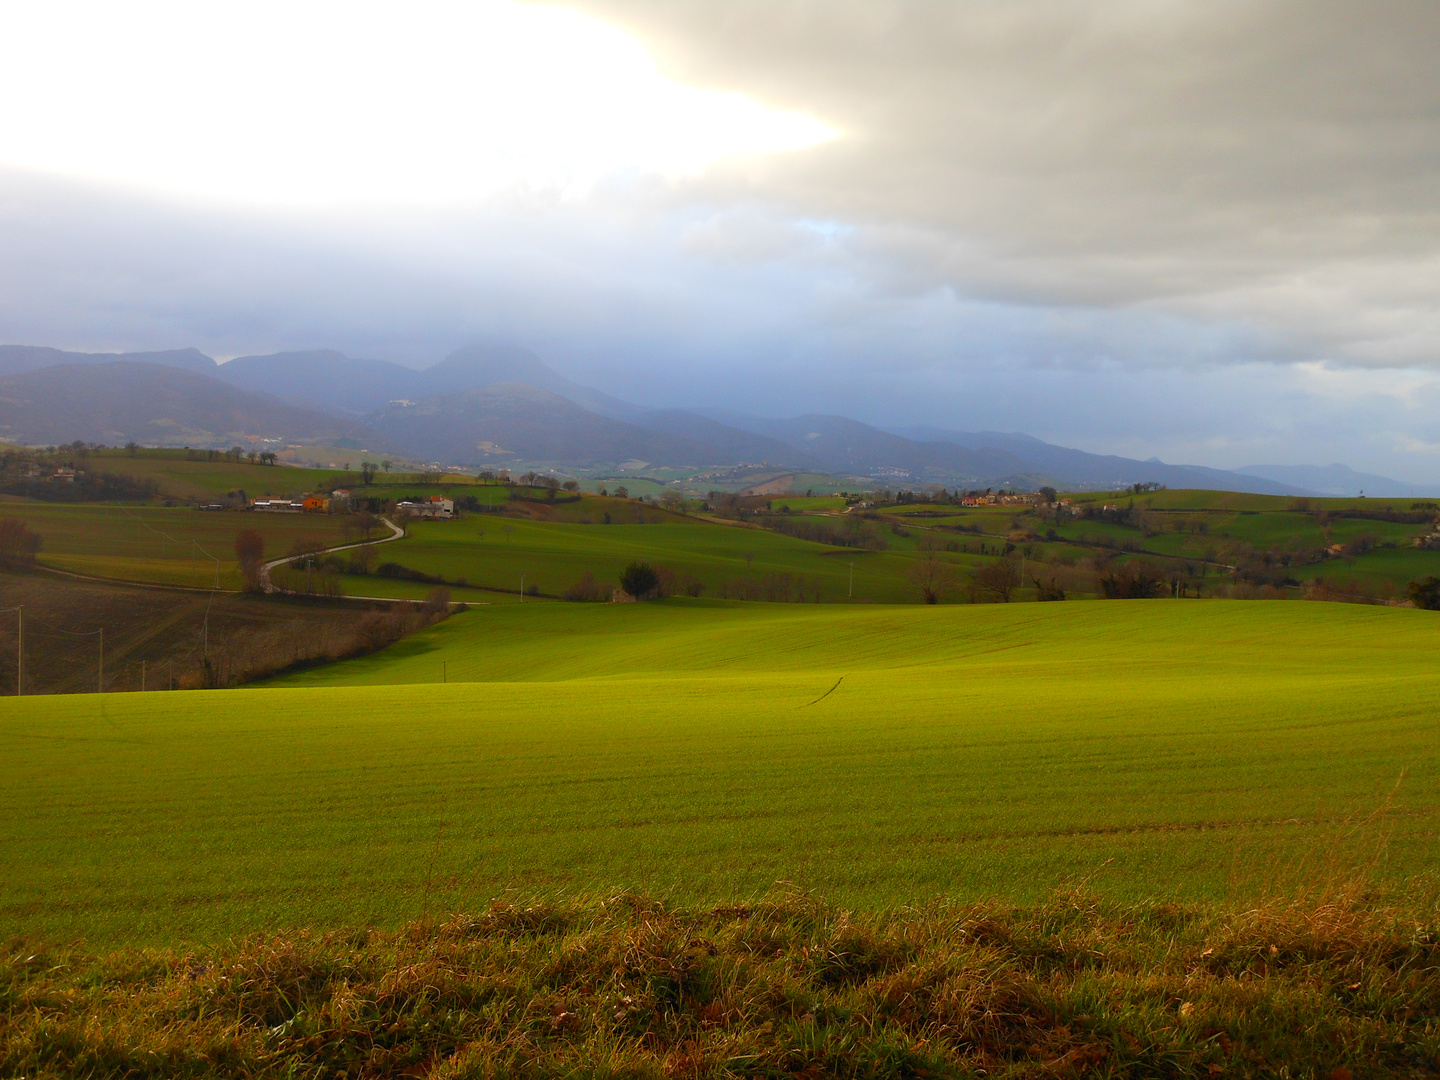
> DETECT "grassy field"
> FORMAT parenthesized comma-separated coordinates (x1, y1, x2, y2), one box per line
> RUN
(75, 449, 348, 500)
(0, 503, 361, 589)
(3, 600, 1437, 949)
(377, 513, 974, 602)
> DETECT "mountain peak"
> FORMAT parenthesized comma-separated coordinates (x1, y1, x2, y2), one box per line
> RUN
(425, 344, 556, 387)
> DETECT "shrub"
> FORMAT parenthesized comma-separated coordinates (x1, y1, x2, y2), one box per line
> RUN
(1099, 560, 1166, 599)
(0, 518, 42, 563)
(376, 562, 444, 585)
(564, 571, 610, 602)
(1408, 576, 1440, 610)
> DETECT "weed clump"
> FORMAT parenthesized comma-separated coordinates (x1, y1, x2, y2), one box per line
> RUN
(5, 889, 1439, 1078)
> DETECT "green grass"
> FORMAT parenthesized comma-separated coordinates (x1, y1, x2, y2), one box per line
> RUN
(3, 600, 1437, 947)
(1312, 545, 1440, 596)
(1068, 487, 1434, 513)
(82, 449, 346, 500)
(382, 514, 975, 602)
(0, 503, 359, 589)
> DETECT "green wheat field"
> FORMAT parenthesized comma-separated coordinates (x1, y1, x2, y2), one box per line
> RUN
(4, 599, 1436, 947)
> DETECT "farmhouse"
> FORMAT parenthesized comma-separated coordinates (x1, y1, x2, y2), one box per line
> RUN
(396, 496, 454, 519)
(302, 495, 329, 513)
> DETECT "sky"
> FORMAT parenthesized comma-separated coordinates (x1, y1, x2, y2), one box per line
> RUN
(2, 0, 1440, 480)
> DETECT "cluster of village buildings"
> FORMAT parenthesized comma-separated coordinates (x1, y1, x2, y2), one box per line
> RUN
(249, 490, 454, 518)
(957, 492, 1072, 507)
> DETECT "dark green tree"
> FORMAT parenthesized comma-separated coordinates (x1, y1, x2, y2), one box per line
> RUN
(1409, 576, 1440, 610)
(619, 561, 660, 599)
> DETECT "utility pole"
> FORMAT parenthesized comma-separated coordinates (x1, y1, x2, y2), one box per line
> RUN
(141, 660, 145, 693)
(15, 606, 21, 696)
(848, 561, 854, 599)
(98, 627, 103, 693)
(520, 573, 524, 602)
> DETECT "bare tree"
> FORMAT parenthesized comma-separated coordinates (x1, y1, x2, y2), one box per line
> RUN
(972, 558, 1021, 602)
(234, 529, 265, 591)
(906, 557, 954, 604)
(0, 519, 42, 563)
(349, 544, 376, 575)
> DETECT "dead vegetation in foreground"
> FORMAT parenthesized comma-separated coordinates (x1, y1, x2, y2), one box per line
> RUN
(5, 889, 1440, 1079)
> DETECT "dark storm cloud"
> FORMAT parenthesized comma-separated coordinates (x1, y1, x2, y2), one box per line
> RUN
(580, 0, 1440, 367)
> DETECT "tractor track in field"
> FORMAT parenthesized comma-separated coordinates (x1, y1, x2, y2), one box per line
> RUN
(799, 675, 846, 707)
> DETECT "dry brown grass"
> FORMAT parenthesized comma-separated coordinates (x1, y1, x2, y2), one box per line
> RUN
(5, 887, 1439, 1078)
(0, 568, 449, 692)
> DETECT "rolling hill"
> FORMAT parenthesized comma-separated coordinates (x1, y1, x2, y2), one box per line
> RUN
(0, 344, 218, 377)
(1236, 462, 1430, 498)
(0, 362, 378, 448)
(367, 382, 737, 467)
(697, 411, 1045, 487)
(893, 425, 1313, 496)
(214, 343, 643, 421)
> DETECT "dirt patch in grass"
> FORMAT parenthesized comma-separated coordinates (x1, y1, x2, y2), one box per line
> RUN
(4, 889, 1438, 1078)
(0, 568, 448, 692)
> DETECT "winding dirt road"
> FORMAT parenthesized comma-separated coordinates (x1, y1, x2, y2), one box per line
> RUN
(260, 516, 405, 594)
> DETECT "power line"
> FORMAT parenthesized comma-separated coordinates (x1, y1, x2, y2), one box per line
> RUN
(116, 505, 223, 586)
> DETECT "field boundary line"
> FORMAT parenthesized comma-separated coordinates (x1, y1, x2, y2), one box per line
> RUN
(31, 560, 242, 595)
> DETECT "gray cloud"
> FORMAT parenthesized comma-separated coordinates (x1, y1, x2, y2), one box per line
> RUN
(581, 0, 1440, 366)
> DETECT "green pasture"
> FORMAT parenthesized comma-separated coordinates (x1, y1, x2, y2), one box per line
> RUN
(1, 503, 358, 589)
(3, 600, 1437, 947)
(1069, 487, 1434, 514)
(377, 514, 977, 602)
(765, 495, 849, 512)
(85, 450, 345, 500)
(1309, 546, 1440, 597)
(583, 476, 672, 498)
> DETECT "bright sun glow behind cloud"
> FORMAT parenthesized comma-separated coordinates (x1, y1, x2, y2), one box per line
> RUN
(0, 1, 836, 206)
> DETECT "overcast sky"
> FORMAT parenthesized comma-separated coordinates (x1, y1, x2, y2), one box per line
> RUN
(2, 0, 1440, 479)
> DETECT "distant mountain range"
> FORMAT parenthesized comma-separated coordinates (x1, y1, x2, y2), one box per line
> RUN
(0, 360, 374, 449)
(1, 342, 1431, 496)
(1234, 463, 1429, 498)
